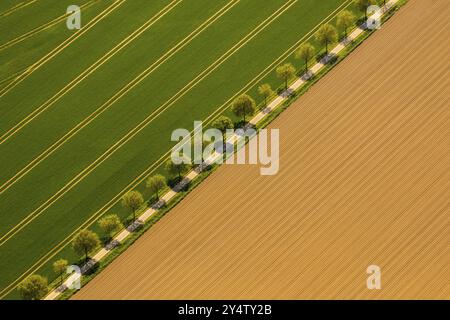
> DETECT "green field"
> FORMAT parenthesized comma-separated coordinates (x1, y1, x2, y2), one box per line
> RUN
(0, 0, 366, 299)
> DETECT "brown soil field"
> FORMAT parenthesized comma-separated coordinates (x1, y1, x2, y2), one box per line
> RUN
(74, 0, 448, 300)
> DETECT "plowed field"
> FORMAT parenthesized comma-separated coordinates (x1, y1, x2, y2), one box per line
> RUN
(74, 0, 449, 299)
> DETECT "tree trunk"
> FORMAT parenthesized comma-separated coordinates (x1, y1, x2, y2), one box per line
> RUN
(222, 132, 226, 156)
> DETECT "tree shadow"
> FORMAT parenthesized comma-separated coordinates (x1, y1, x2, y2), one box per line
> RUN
(213, 140, 235, 155)
(105, 239, 121, 251)
(262, 106, 272, 114)
(317, 52, 338, 65)
(233, 119, 248, 129)
(167, 176, 183, 188)
(100, 235, 112, 246)
(339, 35, 352, 45)
(277, 87, 294, 98)
(357, 18, 367, 28)
(126, 220, 143, 233)
(172, 177, 191, 193)
(196, 162, 212, 173)
(55, 284, 68, 293)
(301, 70, 315, 81)
(82, 260, 99, 276)
(283, 88, 295, 98)
(150, 198, 166, 210)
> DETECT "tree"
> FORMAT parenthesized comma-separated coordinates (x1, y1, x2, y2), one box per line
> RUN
(121, 190, 144, 221)
(355, 0, 375, 19)
(165, 159, 190, 180)
(53, 259, 68, 286)
(17, 275, 48, 300)
(295, 43, 316, 73)
(146, 174, 167, 200)
(276, 63, 296, 90)
(337, 10, 356, 38)
(72, 229, 100, 262)
(98, 214, 123, 240)
(257, 84, 274, 107)
(231, 94, 256, 124)
(315, 24, 338, 55)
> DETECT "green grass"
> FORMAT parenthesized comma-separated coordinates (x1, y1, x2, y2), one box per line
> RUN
(0, 0, 378, 298)
(0, 0, 111, 82)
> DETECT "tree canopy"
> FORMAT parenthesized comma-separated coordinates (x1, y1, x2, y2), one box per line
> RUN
(231, 94, 256, 124)
(17, 275, 48, 300)
(315, 24, 338, 54)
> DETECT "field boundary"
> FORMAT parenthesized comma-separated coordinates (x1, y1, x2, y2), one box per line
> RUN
(0, 0, 181, 145)
(0, 0, 296, 248)
(0, 0, 38, 18)
(40, 0, 405, 300)
(0, 1, 98, 52)
(0, 0, 355, 299)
